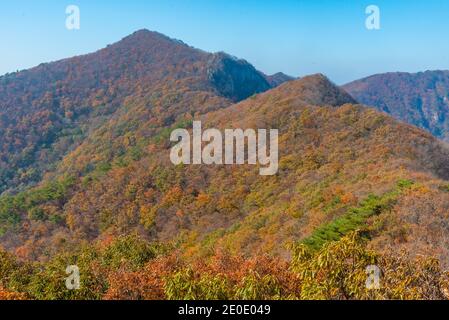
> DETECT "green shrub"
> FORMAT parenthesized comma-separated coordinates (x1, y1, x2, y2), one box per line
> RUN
(301, 180, 414, 250)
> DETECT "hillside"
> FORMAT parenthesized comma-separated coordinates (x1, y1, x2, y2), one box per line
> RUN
(343, 70, 449, 141)
(2, 71, 449, 262)
(0, 30, 285, 195)
(1, 32, 449, 300)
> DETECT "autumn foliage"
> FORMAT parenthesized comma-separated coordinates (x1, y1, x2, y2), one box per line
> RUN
(1, 31, 449, 300)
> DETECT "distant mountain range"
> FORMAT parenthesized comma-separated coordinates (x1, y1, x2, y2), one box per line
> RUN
(343, 70, 449, 142)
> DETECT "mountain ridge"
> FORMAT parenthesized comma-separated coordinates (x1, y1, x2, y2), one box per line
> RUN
(343, 70, 449, 141)
(2, 30, 449, 300)
(0, 29, 291, 195)
(2, 69, 449, 267)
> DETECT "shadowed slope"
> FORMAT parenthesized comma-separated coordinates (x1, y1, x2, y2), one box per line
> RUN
(343, 70, 449, 142)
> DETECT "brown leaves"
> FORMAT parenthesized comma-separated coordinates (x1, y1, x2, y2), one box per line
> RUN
(104, 253, 182, 300)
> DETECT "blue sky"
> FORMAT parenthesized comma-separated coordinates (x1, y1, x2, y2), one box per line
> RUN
(1, 0, 449, 84)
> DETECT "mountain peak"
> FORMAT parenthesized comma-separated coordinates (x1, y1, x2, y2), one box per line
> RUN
(273, 73, 357, 107)
(300, 73, 331, 83)
(114, 29, 191, 48)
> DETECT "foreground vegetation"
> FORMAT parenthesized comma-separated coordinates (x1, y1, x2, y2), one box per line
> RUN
(0, 230, 447, 300)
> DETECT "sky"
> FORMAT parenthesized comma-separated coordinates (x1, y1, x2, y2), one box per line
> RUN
(1, 0, 449, 84)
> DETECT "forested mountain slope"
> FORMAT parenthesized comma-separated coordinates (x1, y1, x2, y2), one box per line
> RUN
(343, 71, 449, 141)
(2, 71, 449, 269)
(0, 30, 287, 195)
(1, 31, 449, 300)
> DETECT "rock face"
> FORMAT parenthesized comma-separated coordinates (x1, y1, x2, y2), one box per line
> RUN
(206, 52, 271, 102)
(343, 70, 449, 142)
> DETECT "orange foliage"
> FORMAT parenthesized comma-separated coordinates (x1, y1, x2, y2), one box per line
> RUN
(0, 287, 27, 300)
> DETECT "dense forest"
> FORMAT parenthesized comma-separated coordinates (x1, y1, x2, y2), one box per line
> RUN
(1, 30, 449, 299)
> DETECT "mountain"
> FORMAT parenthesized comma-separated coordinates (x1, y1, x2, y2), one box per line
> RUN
(343, 70, 449, 141)
(265, 72, 295, 87)
(2, 69, 449, 263)
(1, 31, 449, 300)
(0, 30, 283, 195)
(206, 52, 272, 101)
(198, 74, 449, 257)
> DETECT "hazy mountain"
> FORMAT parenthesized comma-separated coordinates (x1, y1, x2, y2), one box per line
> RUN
(265, 72, 295, 87)
(343, 70, 449, 141)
